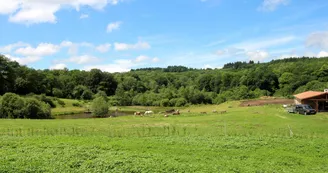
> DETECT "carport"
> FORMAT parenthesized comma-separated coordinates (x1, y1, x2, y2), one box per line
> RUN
(294, 91, 328, 112)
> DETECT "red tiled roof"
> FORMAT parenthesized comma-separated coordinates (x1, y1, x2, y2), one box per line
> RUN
(294, 91, 326, 100)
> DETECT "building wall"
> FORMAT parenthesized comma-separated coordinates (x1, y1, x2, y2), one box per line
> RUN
(294, 99, 301, 105)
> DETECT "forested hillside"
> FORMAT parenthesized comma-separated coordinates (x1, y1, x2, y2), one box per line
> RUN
(1, 54, 328, 107)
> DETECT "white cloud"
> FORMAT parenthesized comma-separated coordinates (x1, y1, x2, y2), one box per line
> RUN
(318, 51, 328, 58)
(5, 54, 41, 65)
(152, 57, 160, 62)
(15, 43, 60, 56)
(67, 55, 101, 64)
(96, 43, 111, 53)
(60, 41, 93, 55)
(107, 21, 121, 33)
(80, 14, 89, 19)
(0, 0, 121, 24)
(233, 36, 295, 50)
(203, 64, 213, 69)
(0, 42, 30, 53)
(277, 54, 299, 59)
(258, 0, 289, 12)
(135, 55, 149, 62)
(50, 63, 67, 70)
(246, 50, 270, 61)
(84, 59, 134, 73)
(114, 41, 151, 51)
(306, 31, 328, 50)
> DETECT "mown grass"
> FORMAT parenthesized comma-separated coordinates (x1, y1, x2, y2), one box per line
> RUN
(1, 102, 328, 172)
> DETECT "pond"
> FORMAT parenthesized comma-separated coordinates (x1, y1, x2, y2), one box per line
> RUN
(55, 111, 136, 119)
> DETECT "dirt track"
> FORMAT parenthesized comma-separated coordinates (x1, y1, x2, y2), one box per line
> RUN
(240, 99, 294, 107)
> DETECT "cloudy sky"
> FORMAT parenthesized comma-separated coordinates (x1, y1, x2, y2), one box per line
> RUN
(0, 0, 328, 72)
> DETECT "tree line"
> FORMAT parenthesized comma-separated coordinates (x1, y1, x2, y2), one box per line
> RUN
(1, 54, 328, 108)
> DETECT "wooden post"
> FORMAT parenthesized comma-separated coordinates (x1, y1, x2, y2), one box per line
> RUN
(316, 100, 319, 112)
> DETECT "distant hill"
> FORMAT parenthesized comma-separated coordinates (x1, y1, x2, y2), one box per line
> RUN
(1, 54, 328, 106)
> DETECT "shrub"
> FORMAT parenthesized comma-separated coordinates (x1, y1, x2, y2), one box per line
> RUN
(34, 94, 56, 108)
(53, 88, 63, 98)
(81, 89, 94, 100)
(175, 98, 187, 107)
(0, 93, 25, 118)
(57, 99, 66, 107)
(160, 99, 170, 107)
(72, 102, 83, 107)
(24, 98, 52, 119)
(107, 96, 119, 106)
(94, 91, 108, 102)
(91, 97, 109, 117)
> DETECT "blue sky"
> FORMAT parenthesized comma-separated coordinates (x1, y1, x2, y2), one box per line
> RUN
(1, 0, 328, 72)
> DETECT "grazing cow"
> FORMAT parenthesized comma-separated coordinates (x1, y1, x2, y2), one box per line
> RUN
(165, 109, 175, 114)
(220, 110, 227, 114)
(134, 112, 142, 116)
(200, 112, 207, 114)
(172, 110, 180, 115)
(212, 110, 218, 113)
(144, 111, 154, 115)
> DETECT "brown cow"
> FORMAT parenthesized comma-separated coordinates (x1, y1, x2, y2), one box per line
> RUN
(134, 112, 142, 116)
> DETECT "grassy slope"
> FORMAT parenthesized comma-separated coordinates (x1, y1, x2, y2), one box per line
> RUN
(1, 102, 328, 172)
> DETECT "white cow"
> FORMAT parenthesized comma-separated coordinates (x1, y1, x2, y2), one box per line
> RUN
(144, 111, 154, 115)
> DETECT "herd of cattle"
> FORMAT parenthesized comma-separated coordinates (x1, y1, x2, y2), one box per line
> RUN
(133, 109, 227, 117)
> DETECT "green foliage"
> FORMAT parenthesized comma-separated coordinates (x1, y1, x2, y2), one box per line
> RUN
(0, 93, 51, 119)
(52, 88, 63, 98)
(175, 97, 187, 107)
(2, 54, 328, 106)
(0, 93, 25, 118)
(81, 89, 94, 100)
(91, 97, 109, 117)
(160, 99, 170, 107)
(34, 94, 56, 108)
(23, 98, 52, 119)
(94, 91, 108, 102)
(72, 102, 83, 107)
(57, 99, 66, 107)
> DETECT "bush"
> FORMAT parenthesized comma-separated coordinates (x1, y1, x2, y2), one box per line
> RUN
(0, 93, 25, 118)
(34, 94, 56, 108)
(72, 102, 83, 107)
(107, 96, 119, 106)
(160, 99, 170, 107)
(91, 97, 109, 117)
(57, 99, 66, 107)
(81, 89, 94, 100)
(175, 98, 187, 107)
(53, 88, 63, 98)
(94, 91, 108, 102)
(24, 98, 52, 119)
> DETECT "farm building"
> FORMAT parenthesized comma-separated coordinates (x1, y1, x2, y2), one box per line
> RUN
(294, 90, 328, 112)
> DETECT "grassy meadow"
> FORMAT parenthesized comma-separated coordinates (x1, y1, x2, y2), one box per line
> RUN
(1, 101, 328, 172)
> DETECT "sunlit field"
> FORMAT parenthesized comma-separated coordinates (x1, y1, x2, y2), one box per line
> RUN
(1, 102, 328, 172)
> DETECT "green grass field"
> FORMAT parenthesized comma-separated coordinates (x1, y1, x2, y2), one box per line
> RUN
(1, 102, 328, 172)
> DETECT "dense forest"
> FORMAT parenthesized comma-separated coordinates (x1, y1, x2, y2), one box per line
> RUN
(1, 54, 328, 107)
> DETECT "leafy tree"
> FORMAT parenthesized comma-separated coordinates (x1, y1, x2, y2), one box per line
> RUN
(91, 96, 109, 117)
(81, 89, 94, 100)
(52, 88, 63, 98)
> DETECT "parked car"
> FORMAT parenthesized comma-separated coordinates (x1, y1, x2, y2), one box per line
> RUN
(287, 106, 296, 113)
(294, 104, 316, 115)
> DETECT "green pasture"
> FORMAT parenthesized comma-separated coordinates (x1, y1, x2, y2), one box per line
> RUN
(1, 102, 328, 172)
